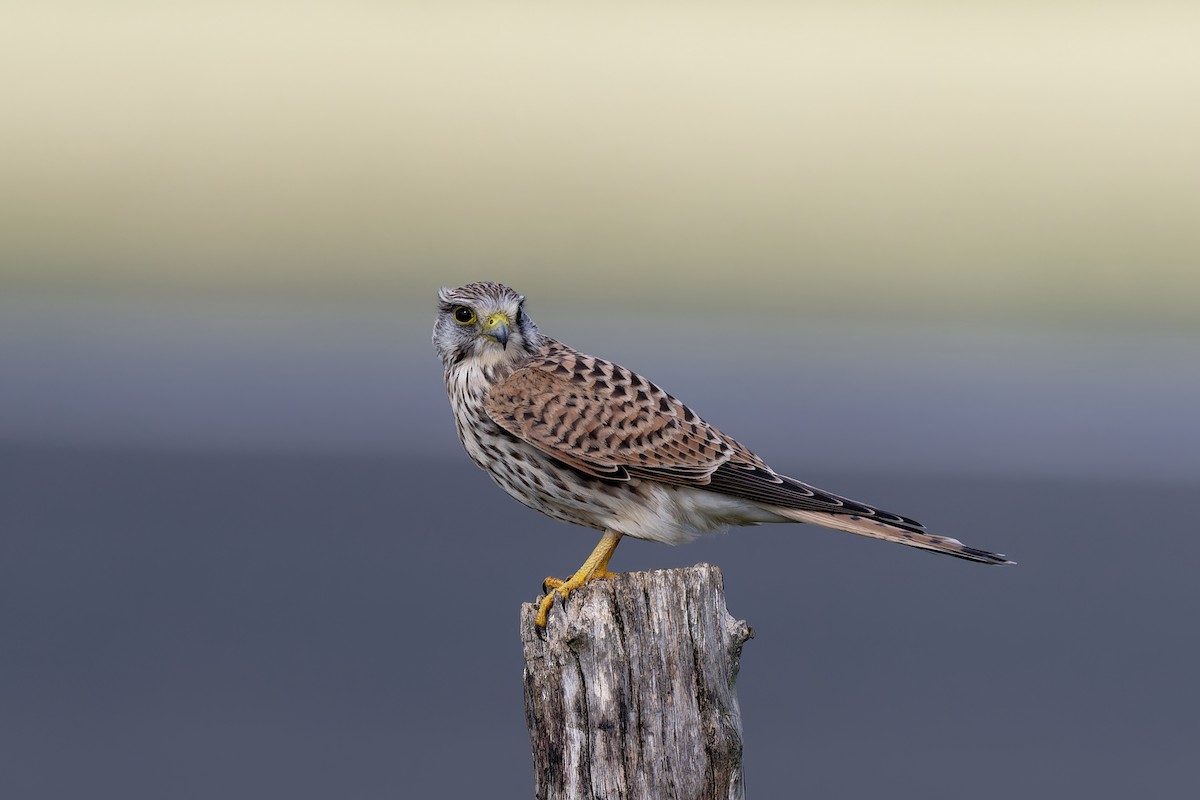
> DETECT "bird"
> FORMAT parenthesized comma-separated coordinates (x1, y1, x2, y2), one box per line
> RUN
(433, 281, 1012, 627)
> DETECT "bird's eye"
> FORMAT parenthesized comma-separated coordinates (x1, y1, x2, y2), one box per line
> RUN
(454, 306, 476, 325)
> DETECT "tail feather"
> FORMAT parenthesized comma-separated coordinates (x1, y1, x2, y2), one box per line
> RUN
(770, 506, 1014, 565)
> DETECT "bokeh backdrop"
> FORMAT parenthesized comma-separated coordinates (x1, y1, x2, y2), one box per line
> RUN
(3, 3, 1198, 799)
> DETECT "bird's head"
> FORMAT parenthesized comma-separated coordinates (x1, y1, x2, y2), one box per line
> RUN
(433, 281, 542, 367)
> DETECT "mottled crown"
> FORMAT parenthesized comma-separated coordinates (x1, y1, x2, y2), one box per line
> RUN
(438, 281, 524, 308)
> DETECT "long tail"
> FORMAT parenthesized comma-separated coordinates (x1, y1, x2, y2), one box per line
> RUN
(768, 506, 1014, 565)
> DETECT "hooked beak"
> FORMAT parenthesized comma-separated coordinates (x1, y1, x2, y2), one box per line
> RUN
(481, 313, 511, 348)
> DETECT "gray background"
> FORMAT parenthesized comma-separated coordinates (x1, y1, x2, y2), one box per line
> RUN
(2, 296, 1197, 799)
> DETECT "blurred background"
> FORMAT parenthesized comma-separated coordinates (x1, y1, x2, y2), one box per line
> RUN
(2, 2, 1198, 798)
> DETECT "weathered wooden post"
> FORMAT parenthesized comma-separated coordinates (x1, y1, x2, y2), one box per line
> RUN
(521, 564, 753, 800)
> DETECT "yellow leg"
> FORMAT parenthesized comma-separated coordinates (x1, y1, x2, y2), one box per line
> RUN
(536, 531, 623, 627)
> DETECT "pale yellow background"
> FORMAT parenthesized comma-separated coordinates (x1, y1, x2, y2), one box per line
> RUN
(3, 2, 1198, 327)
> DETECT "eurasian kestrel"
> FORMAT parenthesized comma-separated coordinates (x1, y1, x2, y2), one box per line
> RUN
(433, 281, 1011, 626)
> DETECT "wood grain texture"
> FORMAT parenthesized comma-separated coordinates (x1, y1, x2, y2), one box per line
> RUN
(521, 564, 753, 800)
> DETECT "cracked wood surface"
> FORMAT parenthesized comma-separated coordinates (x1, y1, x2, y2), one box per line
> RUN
(521, 564, 753, 800)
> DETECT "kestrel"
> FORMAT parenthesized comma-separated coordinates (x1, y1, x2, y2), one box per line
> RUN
(433, 281, 1011, 627)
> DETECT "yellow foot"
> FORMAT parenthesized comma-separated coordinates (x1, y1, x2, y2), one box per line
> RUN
(534, 531, 623, 628)
(537, 568, 619, 626)
(542, 568, 617, 592)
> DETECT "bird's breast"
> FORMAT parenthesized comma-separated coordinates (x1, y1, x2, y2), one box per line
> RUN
(447, 360, 534, 473)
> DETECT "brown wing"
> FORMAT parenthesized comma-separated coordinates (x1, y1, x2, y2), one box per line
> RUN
(486, 341, 928, 533)
(484, 352, 737, 485)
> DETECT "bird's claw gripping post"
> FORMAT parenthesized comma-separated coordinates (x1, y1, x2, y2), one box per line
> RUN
(534, 531, 622, 627)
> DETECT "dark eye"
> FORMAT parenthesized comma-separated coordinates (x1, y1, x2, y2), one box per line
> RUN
(454, 306, 476, 325)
